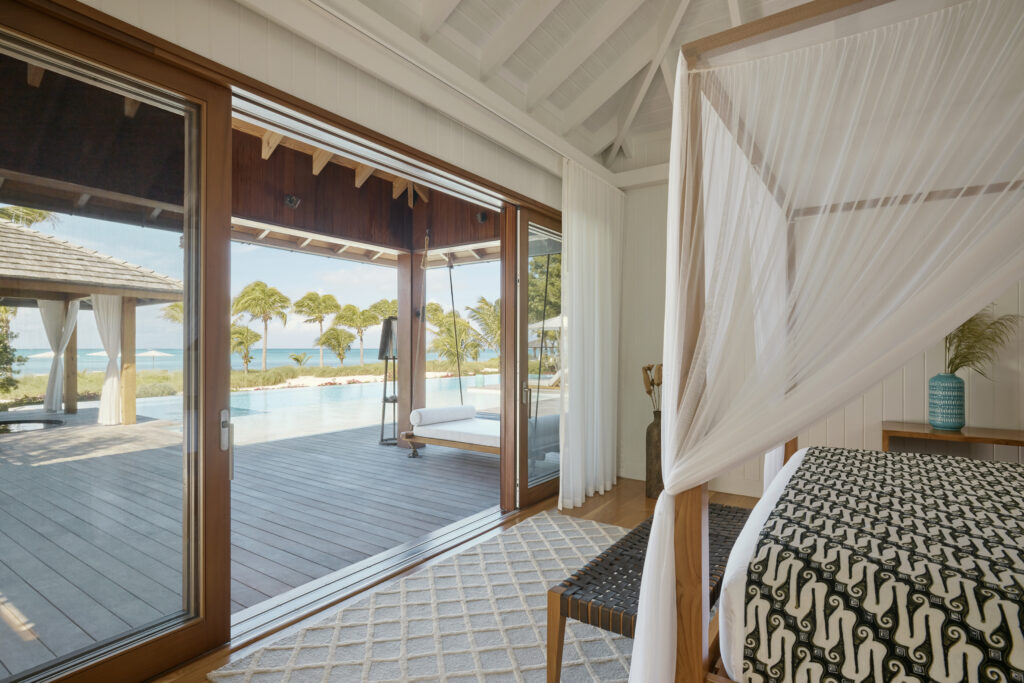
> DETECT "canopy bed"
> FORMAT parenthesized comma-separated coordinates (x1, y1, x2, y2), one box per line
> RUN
(620, 1, 1024, 681)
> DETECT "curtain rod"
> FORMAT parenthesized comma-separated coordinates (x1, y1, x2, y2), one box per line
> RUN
(681, 0, 896, 68)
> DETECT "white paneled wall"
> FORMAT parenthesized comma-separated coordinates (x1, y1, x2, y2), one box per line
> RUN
(80, 0, 562, 209)
(617, 183, 668, 480)
(798, 281, 1024, 462)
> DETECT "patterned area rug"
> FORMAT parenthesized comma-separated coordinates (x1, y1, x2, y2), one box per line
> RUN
(209, 511, 633, 682)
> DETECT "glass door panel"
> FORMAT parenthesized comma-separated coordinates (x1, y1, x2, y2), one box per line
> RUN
(0, 30, 216, 681)
(517, 209, 561, 506)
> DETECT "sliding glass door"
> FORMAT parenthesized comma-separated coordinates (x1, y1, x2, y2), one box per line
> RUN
(0, 10, 231, 682)
(516, 209, 562, 507)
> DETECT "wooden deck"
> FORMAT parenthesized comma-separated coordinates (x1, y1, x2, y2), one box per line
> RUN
(0, 422, 498, 678)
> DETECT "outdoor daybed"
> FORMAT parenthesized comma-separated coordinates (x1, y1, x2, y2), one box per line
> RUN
(400, 405, 559, 458)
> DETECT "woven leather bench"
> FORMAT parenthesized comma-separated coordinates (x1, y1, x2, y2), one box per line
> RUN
(546, 504, 751, 682)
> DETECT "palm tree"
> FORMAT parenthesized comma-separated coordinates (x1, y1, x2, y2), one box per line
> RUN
(428, 308, 482, 372)
(293, 292, 342, 368)
(230, 324, 261, 374)
(466, 296, 500, 353)
(0, 206, 55, 227)
(161, 302, 184, 324)
(289, 351, 311, 367)
(334, 304, 380, 366)
(317, 327, 356, 365)
(369, 298, 398, 320)
(231, 281, 290, 371)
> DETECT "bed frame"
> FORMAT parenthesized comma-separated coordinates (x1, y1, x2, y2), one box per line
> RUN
(398, 430, 500, 458)
(670, 3, 904, 680)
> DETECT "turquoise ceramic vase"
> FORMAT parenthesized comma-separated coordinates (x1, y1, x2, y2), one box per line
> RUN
(928, 373, 965, 430)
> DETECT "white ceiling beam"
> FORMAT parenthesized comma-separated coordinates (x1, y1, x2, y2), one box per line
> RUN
(607, 0, 692, 160)
(479, 0, 561, 80)
(525, 0, 645, 111)
(241, 0, 614, 182)
(560, 26, 655, 134)
(612, 162, 670, 189)
(420, 0, 462, 40)
(583, 117, 619, 157)
(660, 54, 677, 101)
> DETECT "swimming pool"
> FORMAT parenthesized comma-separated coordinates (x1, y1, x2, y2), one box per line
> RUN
(136, 374, 502, 444)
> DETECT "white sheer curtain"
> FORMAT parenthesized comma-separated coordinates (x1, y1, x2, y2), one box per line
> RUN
(559, 158, 625, 509)
(37, 299, 79, 413)
(92, 294, 122, 426)
(631, 1, 1024, 679)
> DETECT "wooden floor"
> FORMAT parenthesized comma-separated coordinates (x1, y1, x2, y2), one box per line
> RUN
(156, 480, 758, 683)
(0, 423, 498, 679)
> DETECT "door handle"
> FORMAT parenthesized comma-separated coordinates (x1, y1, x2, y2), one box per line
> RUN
(521, 383, 532, 417)
(220, 409, 234, 480)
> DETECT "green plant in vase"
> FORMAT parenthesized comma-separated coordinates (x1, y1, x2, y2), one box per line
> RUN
(930, 305, 1020, 430)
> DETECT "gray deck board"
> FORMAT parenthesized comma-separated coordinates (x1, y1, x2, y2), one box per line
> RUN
(0, 423, 498, 678)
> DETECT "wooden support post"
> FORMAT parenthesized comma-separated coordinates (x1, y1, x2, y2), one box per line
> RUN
(675, 483, 711, 682)
(63, 316, 77, 414)
(784, 437, 798, 463)
(396, 253, 425, 449)
(120, 297, 136, 425)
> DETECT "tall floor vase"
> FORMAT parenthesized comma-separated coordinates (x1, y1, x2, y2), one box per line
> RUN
(645, 410, 662, 498)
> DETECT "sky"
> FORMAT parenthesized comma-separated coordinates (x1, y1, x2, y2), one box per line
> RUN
(9, 213, 500, 350)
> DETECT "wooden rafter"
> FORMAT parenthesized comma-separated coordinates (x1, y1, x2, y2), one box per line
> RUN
(392, 178, 409, 200)
(560, 25, 656, 134)
(75, 193, 91, 208)
(607, 0, 693, 160)
(261, 130, 283, 160)
(0, 166, 182, 214)
(420, 0, 462, 39)
(354, 164, 374, 188)
(26, 64, 44, 87)
(479, 0, 560, 79)
(124, 97, 141, 118)
(311, 148, 332, 175)
(413, 184, 430, 203)
(526, 0, 645, 110)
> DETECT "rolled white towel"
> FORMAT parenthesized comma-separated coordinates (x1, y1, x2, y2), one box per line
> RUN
(409, 405, 477, 426)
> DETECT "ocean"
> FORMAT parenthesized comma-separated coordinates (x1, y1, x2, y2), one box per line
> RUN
(13, 347, 500, 376)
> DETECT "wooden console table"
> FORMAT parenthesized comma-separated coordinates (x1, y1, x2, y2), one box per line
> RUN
(881, 421, 1024, 451)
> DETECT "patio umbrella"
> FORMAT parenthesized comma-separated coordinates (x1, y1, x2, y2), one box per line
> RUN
(528, 316, 561, 331)
(138, 349, 173, 368)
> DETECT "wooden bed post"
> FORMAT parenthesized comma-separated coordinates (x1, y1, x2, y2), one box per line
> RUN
(674, 483, 711, 681)
(397, 252, 425, 450)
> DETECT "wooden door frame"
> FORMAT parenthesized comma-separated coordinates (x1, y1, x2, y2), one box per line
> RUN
(516, 207, 562, 508)
(0, 3, 232, 681)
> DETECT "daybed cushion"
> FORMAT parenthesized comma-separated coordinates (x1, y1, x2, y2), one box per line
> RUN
(722, 446, 1024, 681)
(409, 405, 476, 426)
(412, 417, 499, 449)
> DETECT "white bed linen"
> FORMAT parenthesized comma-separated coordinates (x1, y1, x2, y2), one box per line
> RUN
(411, 417, 500, 449)
(720, 447, 807, 681)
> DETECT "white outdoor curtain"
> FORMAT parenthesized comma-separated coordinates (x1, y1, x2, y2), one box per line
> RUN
(631, 1, 1024, 680)
(559, 158, 625, 508)
(37, 299, 79, 413)
(92, 294, 122, 426)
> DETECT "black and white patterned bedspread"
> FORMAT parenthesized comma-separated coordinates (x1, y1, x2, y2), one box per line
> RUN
(743, 446, 1024, 683)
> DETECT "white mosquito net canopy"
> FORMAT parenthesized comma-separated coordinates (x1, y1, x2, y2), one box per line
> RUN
(631, 0, 1024, 679)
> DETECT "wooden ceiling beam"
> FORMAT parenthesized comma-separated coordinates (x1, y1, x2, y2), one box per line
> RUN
(75, 193, 91, 208)
(413, 184, 430, 203)
(311, 148, 332, 175)
(392, 178, 409, 200)
(607, 0, 693, 160)
(124, 97, 141, 118)
(26, 64, 44, 87)
(261, 130, 284, 160)
(479, 0, 561, 80)
(354, 164, 374, 188)
(526, 0, 645, 111)
(0, 167, 183, 214)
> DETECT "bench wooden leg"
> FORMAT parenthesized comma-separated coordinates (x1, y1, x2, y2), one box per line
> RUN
(547, 589, 566, 682)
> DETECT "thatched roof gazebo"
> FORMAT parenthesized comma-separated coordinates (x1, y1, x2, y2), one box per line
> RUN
(0, 220, 182, 423)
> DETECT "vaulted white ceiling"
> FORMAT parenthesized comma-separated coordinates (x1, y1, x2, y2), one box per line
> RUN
(244, 0, 803, 179)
